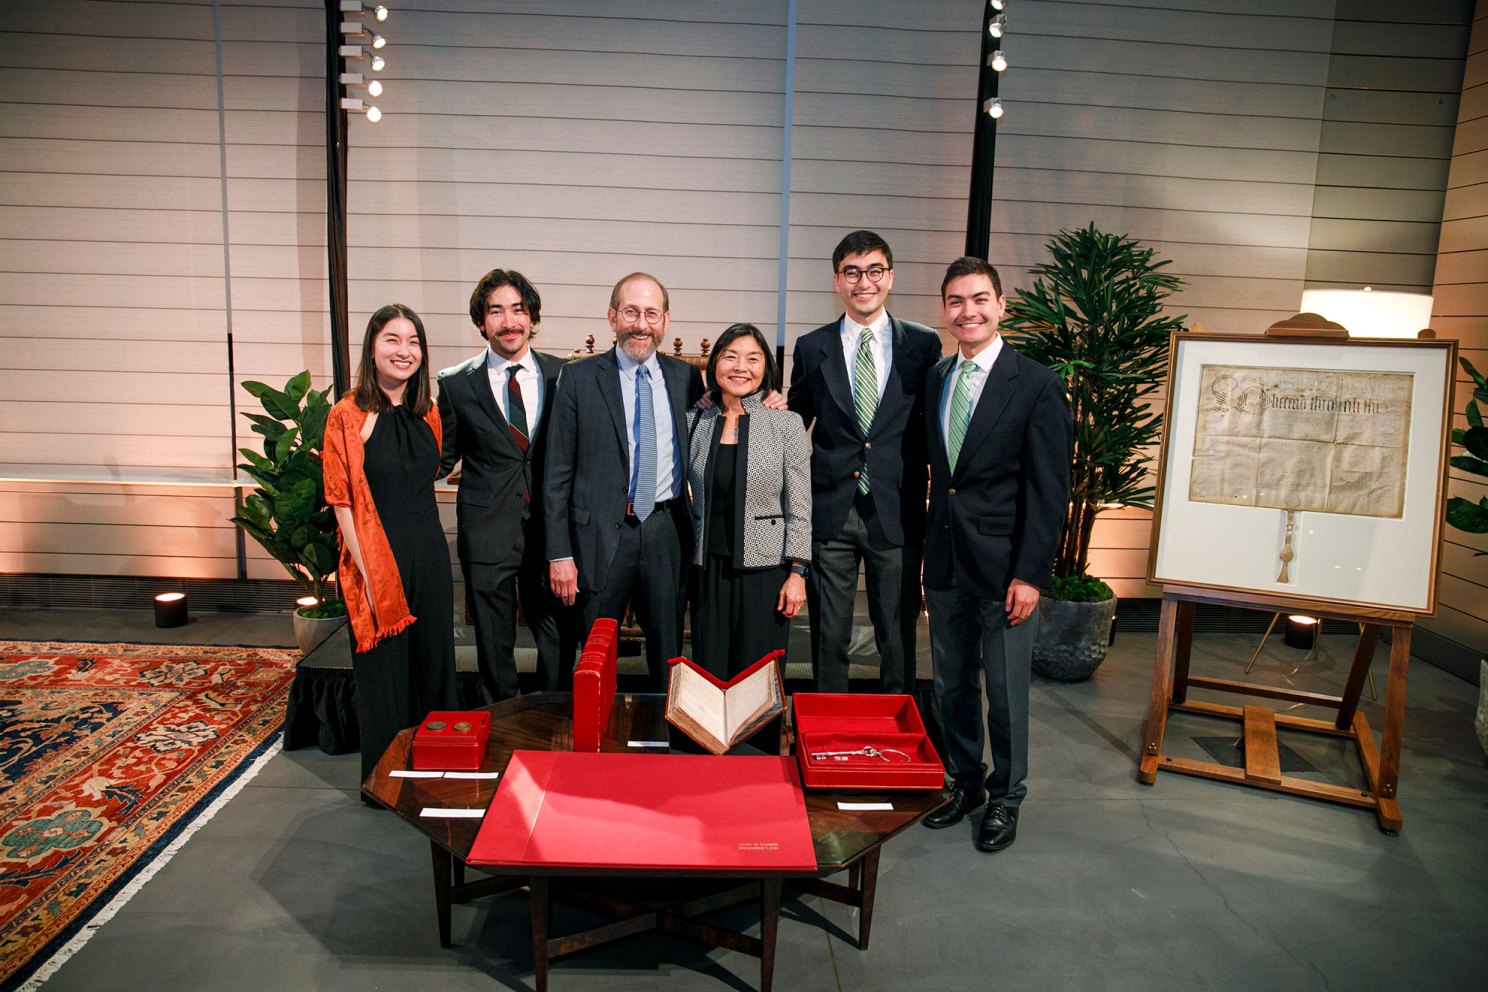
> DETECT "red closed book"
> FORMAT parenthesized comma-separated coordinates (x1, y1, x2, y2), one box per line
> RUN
(572, 618, 619, 752)
(468, 750, 817, 872)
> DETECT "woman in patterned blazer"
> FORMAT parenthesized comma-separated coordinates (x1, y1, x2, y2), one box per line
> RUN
(686, 323, 813, 679)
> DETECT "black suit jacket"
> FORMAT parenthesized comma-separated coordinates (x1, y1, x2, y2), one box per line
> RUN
(436, 349, 565, 564)
(542, 348, 704, 591)
(787, 314, 940, 547)
(923, 342, 1072, 600)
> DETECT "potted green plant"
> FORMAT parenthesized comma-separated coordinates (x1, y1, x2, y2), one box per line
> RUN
(230, 371, 345, 654)
(1001, 223, 1186, 680)
(1443, 357, 1488, 755)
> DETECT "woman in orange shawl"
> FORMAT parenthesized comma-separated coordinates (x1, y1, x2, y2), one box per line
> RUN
(323, 303, 457, 787)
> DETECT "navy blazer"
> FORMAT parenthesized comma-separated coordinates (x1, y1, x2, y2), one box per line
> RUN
(787, 314, 941, 547)
(436, 349, 565, 565)
(542, 348, 705, 591)
(923, 342, 1072, 600)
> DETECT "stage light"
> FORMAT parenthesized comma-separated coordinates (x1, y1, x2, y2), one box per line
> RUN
(1284, 615, 1319, 650)
(340, 2, 388, 21)
(154, 592, 188, 628)
(990, 15, 1006, 38)
(371, 32, 386, 49)
(984, 97, 1004, 119)
(367, 79, 382, 97)
(371, 54, 385, 71)
(990, 50, 1007, 72)
(366, 105, 382, 123)
(991, 0, 1006, 10)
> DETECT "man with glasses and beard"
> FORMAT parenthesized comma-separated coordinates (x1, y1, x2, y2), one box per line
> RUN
(543, 272, 704, 689)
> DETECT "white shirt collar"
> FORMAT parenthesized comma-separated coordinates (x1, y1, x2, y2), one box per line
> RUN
(960, 334, 1003, 374)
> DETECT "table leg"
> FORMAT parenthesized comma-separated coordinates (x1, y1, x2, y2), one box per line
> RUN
(530, 876, 551, 992)
(759, 877, 781, 992)
(856, 846, 881, 950)
(429, 842, 453, 948)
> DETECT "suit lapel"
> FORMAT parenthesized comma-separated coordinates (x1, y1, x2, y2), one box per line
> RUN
(953, 343, 1019, 480)
(818, 320, 857, 423)
(872, 315, 916, 438)
(467, 356, 522, 456)
(596, 349, 629, 468)
(928, 356, 953, 475)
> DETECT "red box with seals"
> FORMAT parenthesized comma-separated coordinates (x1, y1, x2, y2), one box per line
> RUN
(792, 693, 943, 791)
(411, 710, 491, 772)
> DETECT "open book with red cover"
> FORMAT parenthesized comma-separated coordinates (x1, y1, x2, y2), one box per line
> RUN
(664, 650, 784, 755)
(572, 618, 618, 752)
(467, 750, 817, 872)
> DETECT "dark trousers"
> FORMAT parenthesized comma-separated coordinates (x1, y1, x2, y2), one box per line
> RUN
(689, 557, 790, 681)
(926, 584, 1035, 807)
(464, 531, 576, 703)
(350, 617, 457, 786)
(807, 494, 912, 693)
(582, 502, 686, 690)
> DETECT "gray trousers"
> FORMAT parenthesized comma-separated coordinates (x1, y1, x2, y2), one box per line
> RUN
(807, 495, 912, 694)
(926, 584, 1036, 807)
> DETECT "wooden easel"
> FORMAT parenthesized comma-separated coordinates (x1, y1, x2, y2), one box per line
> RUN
(1138, 584, 1416, 833)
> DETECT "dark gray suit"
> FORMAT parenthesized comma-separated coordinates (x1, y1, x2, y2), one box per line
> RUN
(437, 349, 570, 701)
(543, 348, 704, 686)
(924, 341, 1071, 807)
(787, 314, 941, 693)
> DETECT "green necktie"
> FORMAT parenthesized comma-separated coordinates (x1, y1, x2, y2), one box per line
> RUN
(946, 359, 978, 472)
(853, 327, 877, 494)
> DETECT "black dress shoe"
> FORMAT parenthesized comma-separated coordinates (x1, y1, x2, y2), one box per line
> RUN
(923, 784, 986, 829)
(975, 803, 1018, 852)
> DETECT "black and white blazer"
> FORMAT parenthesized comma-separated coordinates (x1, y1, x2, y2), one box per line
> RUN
(686, 392, 812, 570)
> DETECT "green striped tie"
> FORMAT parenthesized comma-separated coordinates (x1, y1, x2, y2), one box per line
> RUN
(853, 327, 876, 494)
(946, 359, 978, 472)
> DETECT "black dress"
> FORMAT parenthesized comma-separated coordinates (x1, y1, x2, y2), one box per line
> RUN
(689, 421, 791, 681)
(351, 403, 457, 784)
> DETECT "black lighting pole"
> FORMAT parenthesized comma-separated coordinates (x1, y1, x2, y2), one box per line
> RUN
(964, 3, 1000, 260)
(325, 0, 352, 398)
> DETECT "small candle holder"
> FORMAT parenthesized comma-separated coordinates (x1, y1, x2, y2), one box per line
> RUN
(1283, 614, 1318, 650)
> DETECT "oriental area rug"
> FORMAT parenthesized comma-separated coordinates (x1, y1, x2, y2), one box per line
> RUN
(0, 641, 298, 990)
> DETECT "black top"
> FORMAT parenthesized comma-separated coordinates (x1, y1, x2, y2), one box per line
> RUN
(362, 403, 440, 521)
(707, 428, 738, 558)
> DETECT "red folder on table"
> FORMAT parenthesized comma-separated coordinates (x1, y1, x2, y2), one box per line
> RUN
(468, 750, 817, 872)
(572, 618, 618, 752)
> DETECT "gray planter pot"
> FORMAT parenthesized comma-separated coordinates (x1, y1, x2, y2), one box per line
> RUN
(1032, 596, 1117, 682)
(294, 611, 346, 657)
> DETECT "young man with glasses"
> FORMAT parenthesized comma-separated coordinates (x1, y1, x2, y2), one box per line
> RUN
(787, 230, 941, 694)
(543, 272, 704, 689)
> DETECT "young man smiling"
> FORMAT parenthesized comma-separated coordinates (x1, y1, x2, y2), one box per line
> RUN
(787, 230, 941, 695)
(921, 256, 1072, 853)
(437, 269, 571, 702)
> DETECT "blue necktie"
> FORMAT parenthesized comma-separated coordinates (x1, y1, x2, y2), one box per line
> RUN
(632, 366, 657, 520)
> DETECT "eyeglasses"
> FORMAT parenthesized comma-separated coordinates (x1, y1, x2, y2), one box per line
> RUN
(616, 306, 665, 324)
(838, 265, 889, 284)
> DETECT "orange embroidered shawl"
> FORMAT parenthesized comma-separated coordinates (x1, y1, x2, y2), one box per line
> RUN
(322, 396, 443, 653)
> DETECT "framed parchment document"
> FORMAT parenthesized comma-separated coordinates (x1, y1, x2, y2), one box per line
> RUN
(1148, 333, 1456, 615)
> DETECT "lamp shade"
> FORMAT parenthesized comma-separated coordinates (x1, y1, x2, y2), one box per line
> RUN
(1299, 289, 1433, 338)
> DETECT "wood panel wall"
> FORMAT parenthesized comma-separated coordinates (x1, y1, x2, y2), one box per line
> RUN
(1423, 0, 1488, 673)
(1, 0, 1481, 674)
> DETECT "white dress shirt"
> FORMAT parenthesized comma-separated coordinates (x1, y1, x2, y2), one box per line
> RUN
(838, 312, 892, 403)
(940, 334, 1004, 449)
(485, 348, 543, 439)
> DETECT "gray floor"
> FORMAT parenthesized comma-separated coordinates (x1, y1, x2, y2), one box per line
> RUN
(4, 607, 1487, 991)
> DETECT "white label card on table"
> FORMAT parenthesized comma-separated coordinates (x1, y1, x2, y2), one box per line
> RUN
(627, 740, 669, 748)
(837, 801, 894, 811)
(419, 807, 485, 819)
(390, 769, 443, 778)
(444, 771, 500, 780)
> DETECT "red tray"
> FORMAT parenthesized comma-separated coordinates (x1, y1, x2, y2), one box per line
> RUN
(793, 693, 943, 790)
(411, 710, 491, 771)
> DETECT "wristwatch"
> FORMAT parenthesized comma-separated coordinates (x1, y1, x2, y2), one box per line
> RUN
(789, 563, 811, 577)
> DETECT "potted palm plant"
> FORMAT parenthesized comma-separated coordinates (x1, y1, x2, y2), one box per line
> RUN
(230, 370, 345, 654)
(1001, 223, 1186, 680)
(1444, 357, 1488, 755)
